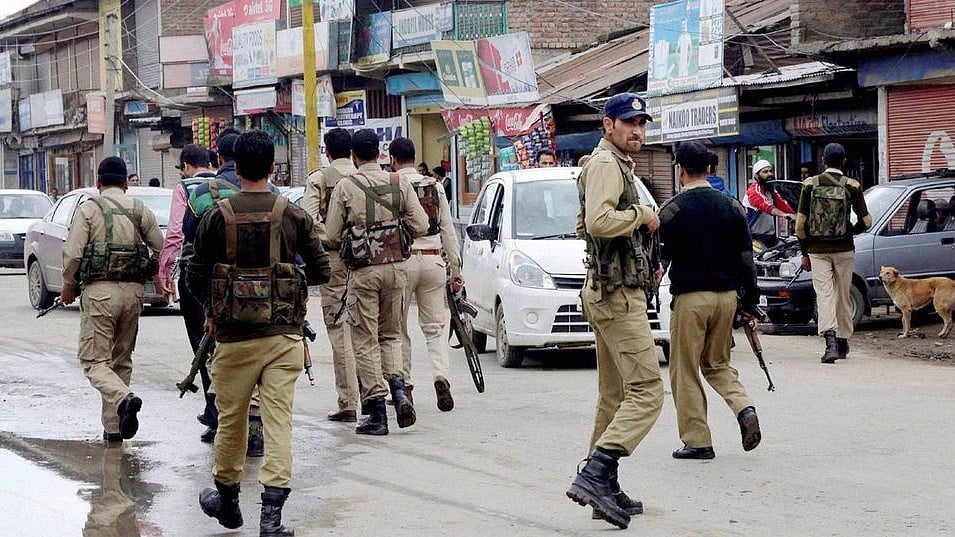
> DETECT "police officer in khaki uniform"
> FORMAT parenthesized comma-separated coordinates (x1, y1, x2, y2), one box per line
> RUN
(61, 156, 164, 445)
(187, 130, 329, 535)
(390, 137, 462, 412)
(325, 129, 429, 436)
(302, 127, 360, 422)
(565, 94, 663, 530)
(658, 142, 762, 461)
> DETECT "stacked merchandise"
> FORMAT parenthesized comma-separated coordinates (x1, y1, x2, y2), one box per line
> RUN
(458, 116, 493, 182)
(512, 115, 556, 169)
(191, 117, 226, 149)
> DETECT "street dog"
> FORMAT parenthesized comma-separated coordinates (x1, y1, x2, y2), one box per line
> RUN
(878, 266, 955, 338)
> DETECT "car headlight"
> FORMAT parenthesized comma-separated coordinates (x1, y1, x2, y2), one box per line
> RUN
(0, 230, 14, 243)
(508, 250, 556, 289)
(778, 261, 798, 279)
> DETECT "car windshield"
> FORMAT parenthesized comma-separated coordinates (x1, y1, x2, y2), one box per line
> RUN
(133, 194, 171, 227)
(864, 185, 906, 224)
(513, 179, 579, 239)
(0, 194, 52, 219)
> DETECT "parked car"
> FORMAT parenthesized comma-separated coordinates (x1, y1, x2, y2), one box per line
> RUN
(0, 190, 53, 268)
(24, 186, 174, 310)
(462, 167, 671, 368)
(756, 169, 955, 328)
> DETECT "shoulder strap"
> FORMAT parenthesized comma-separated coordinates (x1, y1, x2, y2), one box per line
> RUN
(89, 197, 113, 244)
(348, 173, 402, 220)
(218, 198, 238, 262)
(812, 176, 819, 189)
(268, 196, 288, 266)
(97, 196, 145, 243)
(217, 196, 287, 265)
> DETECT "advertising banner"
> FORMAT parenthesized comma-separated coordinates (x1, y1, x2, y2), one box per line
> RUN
(645, 87, 738, 144)
(234, 0, 281, 26)
(276, 21, 334, 77)
(321, 116, 402, 166)
(391, 4, 443, 49)
(86, 93, 106, 134)
(232, 20, 278, 88)
(648, 0, 724, 97)
(28, 90, 65, 129)
(352, 12, 391, 67)
(441, 103, 551, 137)
(291, 75, 335, 117)
(324, 90, 365, 127)
(235, 87, 278, 115)
(0, 88, 11, 133)
(320, 0, 353, 21)
(204, 1, 235, 76)
(476, 32, 539, 105)
(432, 40, 486, 106)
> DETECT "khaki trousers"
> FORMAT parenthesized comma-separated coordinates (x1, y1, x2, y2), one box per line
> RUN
(211, 334, 303, 488)
(78, 281, 144, 433)
(400, 252, 452, 386)
(347, 262, 407, 403)
(669, 291, 754, 448)
(583, 282, 664, 456)
(809, 251, 856, 337)
(321, 251, 358, 411)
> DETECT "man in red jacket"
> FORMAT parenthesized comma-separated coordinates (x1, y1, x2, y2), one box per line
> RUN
(743, 159, 794, 248)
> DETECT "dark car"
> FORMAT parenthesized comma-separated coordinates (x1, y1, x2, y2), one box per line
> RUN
(24, 186, 174, 310)
(756, 169, 955, 329)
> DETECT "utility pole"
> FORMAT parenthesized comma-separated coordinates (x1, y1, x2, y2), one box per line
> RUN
(99, 0, 121, 157)
(302, 0, 320, 173)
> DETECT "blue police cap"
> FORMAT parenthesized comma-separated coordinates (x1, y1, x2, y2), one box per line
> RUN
(603, 93, 653, 122)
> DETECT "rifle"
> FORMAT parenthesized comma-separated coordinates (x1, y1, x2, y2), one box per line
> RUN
(446, 282, 485, 393)
(176, 332, 214, 398)
(641, 226, 663, 311)
(735, 304, 776, 392)
(785, 265, 804, 290)
(36, 297, 64, 318)
(302, 321, 317, 386)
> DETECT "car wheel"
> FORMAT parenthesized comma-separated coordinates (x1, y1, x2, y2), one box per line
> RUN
(472, 329, 487, 353)
(495, 304, 524, 368)
(28, 261, 55, 310)
(850, 285, 865, 327)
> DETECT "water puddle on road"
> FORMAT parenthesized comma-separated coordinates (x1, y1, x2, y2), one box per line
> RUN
(0, 447, 91, 536)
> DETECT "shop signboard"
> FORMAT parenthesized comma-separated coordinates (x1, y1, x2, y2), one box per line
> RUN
(441, 103, 552, 137)
(476, 32, 539, 106)
(235, 87, 278, 115)
(86, 94, 106, 134)
(0, 52, 12, 85)
(232, 20, 278, 88)
(432, 40, 486, 106)
(320, 0, 353, 21)
(28, 90, 65, 129)
(0, 88, 12, 133)
(391, 4, 443, 49)
(276, 21, 334, 77)
(645, 87, 738, 144)
(352, 12, 391, 67)
(234, 0, 281, 26)
(787, 110, 878, 137)
(648, 0, 724, 97)
(324, 90, 365, 127)
(204, 1, 235, 76)
(291, 75, 335, 117)
(321, 116, 401, 166)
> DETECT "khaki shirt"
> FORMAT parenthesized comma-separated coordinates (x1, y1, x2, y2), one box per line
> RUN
(576, 138, 656, 239)
(303, 157, 358, 246)
(324, 162, 430, 250)
(62, 187, 164, 287)
(397, 166, 462, 279)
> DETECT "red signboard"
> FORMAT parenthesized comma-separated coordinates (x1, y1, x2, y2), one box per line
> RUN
(205, 1, 235, 76)
(234, 0, 281, 26)
(441, 104, 550, 137)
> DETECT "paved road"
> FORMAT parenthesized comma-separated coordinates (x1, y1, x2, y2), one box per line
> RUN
(1, 268, 953, 536)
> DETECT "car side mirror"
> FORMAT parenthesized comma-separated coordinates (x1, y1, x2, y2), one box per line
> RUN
(466, 223, 495, 242)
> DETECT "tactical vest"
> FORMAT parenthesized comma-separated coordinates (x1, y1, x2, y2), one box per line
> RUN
(79, 197, 156, 284)
(808, 172, 850, 241)
(578, 153, 649, 295)
(413, 182, 441, 236)
(188, 177, 240, 219)
(319, 166, 344, 223)
(208, 196, 307, 327)
(340, 172, 412, 269)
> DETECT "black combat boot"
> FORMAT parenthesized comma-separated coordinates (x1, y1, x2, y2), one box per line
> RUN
(199, 481, 243, 529)
(117, 393, 142, 440)
(356, 398, 388, 435)
(247, 414, 264, 457)
(592, 466, 643, 519)
(837, 337, 849, 360)
(821, 330, 839, 364)
(566, 448, 631, 529)
(388, 376, 416, 428)
(260, 486, 294, 536)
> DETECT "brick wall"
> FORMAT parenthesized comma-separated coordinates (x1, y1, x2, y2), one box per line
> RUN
(792, 0, 905, 46)
(160, 0, 240, 36)
(506, 0, 652, 50)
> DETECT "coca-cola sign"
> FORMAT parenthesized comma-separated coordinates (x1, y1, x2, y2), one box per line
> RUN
(441, 103, 550, 137)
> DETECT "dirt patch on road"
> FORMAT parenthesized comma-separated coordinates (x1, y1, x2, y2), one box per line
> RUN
(853, 311, 955, 365)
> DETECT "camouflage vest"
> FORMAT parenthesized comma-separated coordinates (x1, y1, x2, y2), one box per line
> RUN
(413, 182, 441, 236)
(340, 172, 412, 269)
(208, 196, 307, 327)
(187, 177, 240, 220)
(578, 152, 649, 295)
(79, 197, 156, 284)
(808, 172, 850, 241)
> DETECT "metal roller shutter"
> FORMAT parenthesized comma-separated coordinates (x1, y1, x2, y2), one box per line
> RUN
(137, 128, 165, 185)
(886, 84, 955, 177)
(908, 0, 955, 32)
(634, 146, 674, 204)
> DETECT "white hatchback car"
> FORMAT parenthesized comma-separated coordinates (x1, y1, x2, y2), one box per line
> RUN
(462, 167, 670, 367)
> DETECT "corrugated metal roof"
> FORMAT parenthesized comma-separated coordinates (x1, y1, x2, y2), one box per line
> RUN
(537, 0, 793, 105)
(724, 61, 850, 87)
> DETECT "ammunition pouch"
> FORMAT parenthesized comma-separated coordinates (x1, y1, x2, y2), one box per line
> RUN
(340, 219, 412, 270)
(79, 197, 155, 284)
(414, 182, 441, 236)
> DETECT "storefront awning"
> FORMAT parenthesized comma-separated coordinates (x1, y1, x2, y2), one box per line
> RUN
(710, 119, 790, 145)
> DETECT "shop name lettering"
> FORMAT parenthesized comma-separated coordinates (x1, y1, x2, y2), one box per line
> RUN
(396, 14, 435, 36)
(667, 105, 718, 130)
(793, 115, 872, 133)
(242, 0, 276, 18)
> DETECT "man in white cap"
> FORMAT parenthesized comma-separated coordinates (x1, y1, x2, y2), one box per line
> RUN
(743, 159, 794, 248)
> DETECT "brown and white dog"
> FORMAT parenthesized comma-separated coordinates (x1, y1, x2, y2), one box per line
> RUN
(879, 266, 955, 338)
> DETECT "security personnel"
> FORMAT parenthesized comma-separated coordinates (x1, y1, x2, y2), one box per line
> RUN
(565, 93, 663, 530)
(795, 143, 871, 363)
(658, 142, 762, 461)
(391, 137, 462, 412)
(302, 127, 360, 423)
(61, 156, 164, 445)
(325, 128, 429, 436)
(187, 130, 329, 535)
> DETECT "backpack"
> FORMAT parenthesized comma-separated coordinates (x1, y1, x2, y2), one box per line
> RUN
(808, 173, 850, 240)
(188, 177, 240, 219)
